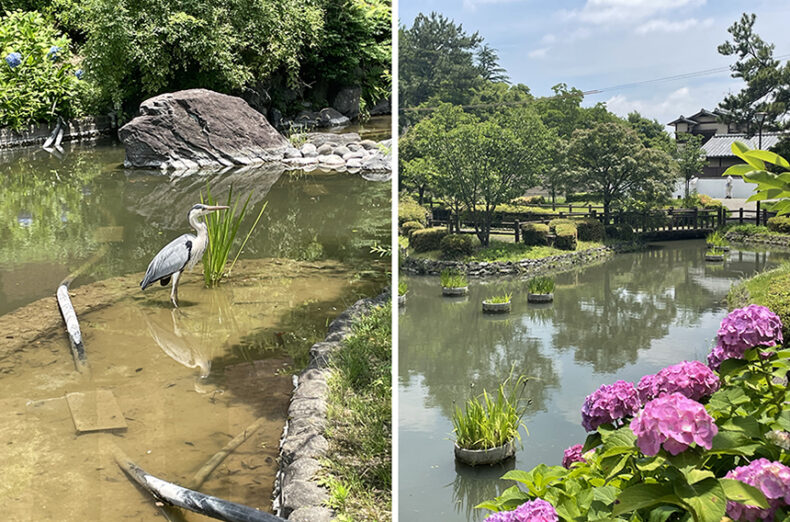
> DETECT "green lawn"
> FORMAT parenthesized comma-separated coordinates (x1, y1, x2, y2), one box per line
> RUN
(408, 238, 604, 263)
(321, 301, 392, 522)
(728, 263, 790, 343)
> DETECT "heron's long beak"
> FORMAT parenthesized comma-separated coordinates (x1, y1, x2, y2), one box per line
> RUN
(205, 205, 230, 212)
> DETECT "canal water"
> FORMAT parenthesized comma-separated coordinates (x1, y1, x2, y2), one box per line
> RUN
(398, 241, 790, 522)
(0, 129, 389, 519)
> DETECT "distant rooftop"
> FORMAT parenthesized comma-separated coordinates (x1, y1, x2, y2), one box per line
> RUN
(702, 132, 785, 157)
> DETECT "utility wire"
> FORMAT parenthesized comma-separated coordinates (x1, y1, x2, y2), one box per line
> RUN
(401, 52, 790, 113)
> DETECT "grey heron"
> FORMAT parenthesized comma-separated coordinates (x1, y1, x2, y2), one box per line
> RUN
(140, 203, 229, 307)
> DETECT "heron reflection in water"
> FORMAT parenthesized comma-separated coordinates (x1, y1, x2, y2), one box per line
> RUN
(142, 290, 239, 393)
(141, 203, 228, 307)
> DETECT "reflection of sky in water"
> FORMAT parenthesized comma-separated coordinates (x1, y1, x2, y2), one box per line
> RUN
(17, 211, 32, 227)
(399, 241, 790, 522)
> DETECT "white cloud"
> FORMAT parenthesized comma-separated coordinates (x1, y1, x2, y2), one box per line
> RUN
(562, 0, 706, 26)
(541, 33, 557, 44)
(528, 47, 549, 59)
(635, 17, 713, 34)
(603, 87, 707, 130)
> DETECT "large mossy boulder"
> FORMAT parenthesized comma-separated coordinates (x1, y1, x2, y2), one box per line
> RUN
(119, 89, 289, 170)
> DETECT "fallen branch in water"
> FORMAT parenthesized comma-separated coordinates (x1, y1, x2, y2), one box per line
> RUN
(188, 417, 266, 490)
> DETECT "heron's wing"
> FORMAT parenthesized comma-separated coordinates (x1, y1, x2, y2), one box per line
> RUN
(140, 234, 195, 289)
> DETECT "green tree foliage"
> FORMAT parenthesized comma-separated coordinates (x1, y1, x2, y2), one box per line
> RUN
(675, 133, 707, 197)
(476, 43, 508, 84)
(626, 111, 673, 153)
(718, 13, 790, 131)
(567, 122, 678, 219)
(428, 105, 555, 246)
(0, 10, 84, 128)
(300, 0, 391, 110)
(399, 12, 483, 109)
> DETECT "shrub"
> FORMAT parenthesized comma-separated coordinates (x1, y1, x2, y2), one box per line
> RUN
(767, 216, 790, 234)
(0, 11, 84, 128)
(574, 218, 604, 242)
(698, 193, 723, 209)
(565, 192, 601, 203)
(726, 224, 766, 236)
(605, 224, 635, 241)
(410, 227, 447, 252)
(400, 220, 424, 238)
(521, 223, 550, 246)
(439, 233, 476, 259)
(510, 195, 545, 206)
(399, 196, 429, 225)
(548, 218, 576, 229)
(554, 223, 577, 251)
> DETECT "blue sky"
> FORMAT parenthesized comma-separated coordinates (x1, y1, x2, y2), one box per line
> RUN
(398, 0, 790, 131)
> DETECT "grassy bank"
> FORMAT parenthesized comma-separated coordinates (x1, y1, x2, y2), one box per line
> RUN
(407, 237, 604, 263)
(728, 263, 790, 343)
(321, 301, 392, 521)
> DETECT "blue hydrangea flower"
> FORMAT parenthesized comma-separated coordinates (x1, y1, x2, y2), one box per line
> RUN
(47, 45, 61, 60)
(74, 69, 84, 80)
(5, 52, 22, 69)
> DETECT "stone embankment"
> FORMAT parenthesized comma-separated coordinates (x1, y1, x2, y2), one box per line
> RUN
(401, 242, 643, 278)
(275, 291, 390, 522)
(0, 115, 115, 149)
(726, 231, 790, 249)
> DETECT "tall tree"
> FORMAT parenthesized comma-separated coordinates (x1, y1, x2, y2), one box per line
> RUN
(399, 12, 483, 109)
(430, 106, 554, 245)
(626, 111, 674, 153)
(567, 122, 677, 220)
(718, 13, 790, 131)
(476, 44, 509, 84)
(675, 134, 707, 198)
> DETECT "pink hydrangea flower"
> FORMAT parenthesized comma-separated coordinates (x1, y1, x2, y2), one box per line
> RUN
(707, 342, 727, 371)
(725, 459, 790, 521)
(636, 361, 719, 404)
(630, 393, 717, 456)
(562, 444, 585, 468)
(485, 499, 558, 522)
(717, 305, 783, 360)
(581, 380, 640, 432)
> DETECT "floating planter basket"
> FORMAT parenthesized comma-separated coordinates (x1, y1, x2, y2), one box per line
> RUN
(398, 293, 407, 306)
(705, 253, 725, 262)
(442, 286, 468, 297)
(454, 440, 516, 466)
(482, 300, 511, 313)
(527, 292, 554, 303)
(706, 243, 730, 251)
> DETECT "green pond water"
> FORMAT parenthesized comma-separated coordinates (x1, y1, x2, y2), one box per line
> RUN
(0, 128, 389, 520)
(399, 241, 790, 522)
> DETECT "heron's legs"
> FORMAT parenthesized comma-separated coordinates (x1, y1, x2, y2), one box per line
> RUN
(170, 271, 181, 308)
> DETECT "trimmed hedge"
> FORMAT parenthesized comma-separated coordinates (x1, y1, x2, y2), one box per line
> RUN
(767, 216, 790, 234)
(605, 224, 635, 241)
(440, 234, 476, 259)
(554, 223, 577, 251)
(399, 198, 429, 225)
(410, 227, 448, 252)
(401, 220, 424, 238)
(574, 219, 605, 241)
(510, 195, 545, 206)
(566, 192, 601, 203)
(521, 223, 550, 246)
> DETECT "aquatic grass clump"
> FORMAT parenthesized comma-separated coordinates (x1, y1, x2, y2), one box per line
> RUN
(485, 292, 512, 304)
(398, 280, 408, 296)
(706, 230, 729, 249)
(451, 372, 529, 450)
(201, 184, 267, 287)
(440, 268, 467, 289)
(528, 276, 555, 294)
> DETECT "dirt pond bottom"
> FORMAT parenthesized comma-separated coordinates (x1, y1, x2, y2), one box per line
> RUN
(0, 258, 379, 521)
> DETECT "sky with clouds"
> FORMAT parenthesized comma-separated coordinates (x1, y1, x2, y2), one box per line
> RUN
(398, 0, 790, 131)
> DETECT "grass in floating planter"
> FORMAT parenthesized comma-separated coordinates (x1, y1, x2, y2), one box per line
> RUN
(708, 248, 725, 256)
(452, 370, 529, 450)
(398, 280, 408, 296)
(528, 276, 555, 294)
(322, 301, 392, 521)
(485, 292, 512, 304)
(706, 230, 729, 249)
(441, 268, 467, 288)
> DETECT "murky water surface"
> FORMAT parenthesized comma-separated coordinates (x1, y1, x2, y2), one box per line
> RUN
(399, 241, 790, 522)
(0, 129, 389, 520)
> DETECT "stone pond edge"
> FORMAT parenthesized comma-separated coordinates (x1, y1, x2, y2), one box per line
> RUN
(275, 289, 391, 522)
(726, 231, 790, 249)
(401, 241, 645, 278)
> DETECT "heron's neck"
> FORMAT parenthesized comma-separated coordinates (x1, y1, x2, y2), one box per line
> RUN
(189, 211, 208, 241)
